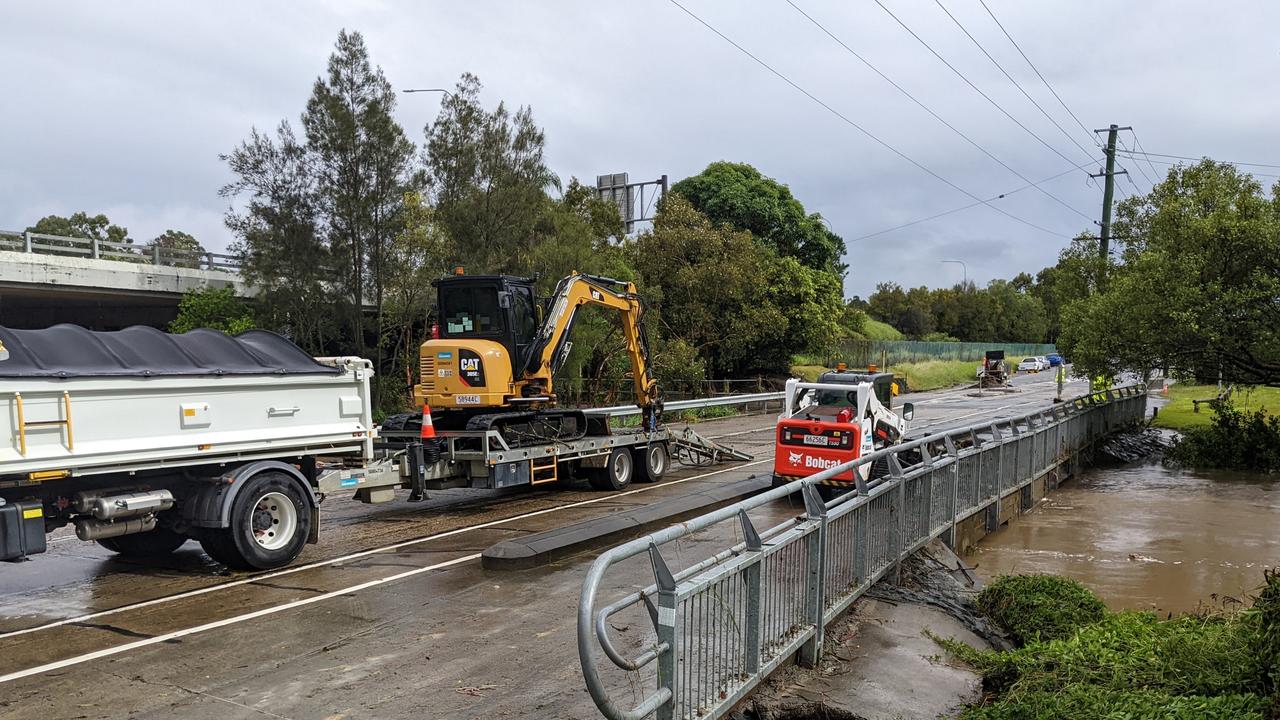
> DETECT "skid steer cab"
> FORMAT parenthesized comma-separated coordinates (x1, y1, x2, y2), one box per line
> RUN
(772, 370, 913, 490)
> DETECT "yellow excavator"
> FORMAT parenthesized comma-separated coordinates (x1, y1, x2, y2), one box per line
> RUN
(412, 271, 661, 444)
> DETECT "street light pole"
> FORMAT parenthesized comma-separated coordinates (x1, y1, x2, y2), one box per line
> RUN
(941, 259, 967, 287)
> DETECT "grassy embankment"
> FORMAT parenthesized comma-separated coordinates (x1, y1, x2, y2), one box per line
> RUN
(939, 572, 1280, 719)
(790, 359, 976, 392)
(1152, 383, 1280, 430)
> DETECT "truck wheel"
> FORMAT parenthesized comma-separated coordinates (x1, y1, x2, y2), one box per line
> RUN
(632, 442, 669, 483)
(98, 526, 188, 557)
(199, 472, 311, 570)
(588, 448, 634, 491)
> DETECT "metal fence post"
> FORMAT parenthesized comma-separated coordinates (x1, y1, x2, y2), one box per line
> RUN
(648, 543, 678, 720)
(91, 237, 100, 260)
(798, 483, 827, 668)
(738, 510, 763, 675)
(888, 454, 905, 583)
(944, 436, 960, 548)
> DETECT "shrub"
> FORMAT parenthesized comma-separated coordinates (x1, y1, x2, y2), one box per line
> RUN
(977, 574, 1106, 645)
(1165, 403, 1280, 472)
(960, 686, 1266, 720)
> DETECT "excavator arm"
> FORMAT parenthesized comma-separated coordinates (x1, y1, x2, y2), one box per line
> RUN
(531, 272, 661, 418)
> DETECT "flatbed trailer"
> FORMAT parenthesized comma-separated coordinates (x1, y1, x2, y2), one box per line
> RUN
(0, 325, 741, 570)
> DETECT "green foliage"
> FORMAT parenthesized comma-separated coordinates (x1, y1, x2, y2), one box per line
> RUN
(426, 72, 558, 274)
(1060, 161, 1280, 384)
(959, 686, 1265, 720)
(977, 574, 1107, 645)
(629, 194, 788, 376)
(223, 120, 340, 354)
(860, 318, 903, 341)
(27, 211, 130, 245)
(302, 28, 417, 364)
(672, 161, 846, 274)
(944, 572, 1280, 720)
(1151, 384, 1280, 430)
(1165, 402, 1280, 472)
(147, 230, 205, 268)
(169, 287, 255, 335)
(888, 359, 975, 391)
(868, 279, 1047, 343)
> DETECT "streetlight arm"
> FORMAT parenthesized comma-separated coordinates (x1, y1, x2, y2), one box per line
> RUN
(402, 88, 454, 97)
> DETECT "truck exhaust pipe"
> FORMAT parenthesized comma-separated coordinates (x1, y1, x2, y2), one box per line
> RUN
(71, 489, 175, 521)
(75, 515, 157, 541)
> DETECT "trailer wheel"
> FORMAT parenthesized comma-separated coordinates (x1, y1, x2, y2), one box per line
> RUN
(587, 447, 634, 491)
(632, 442, 669, 483)
(98, 526, 189, 557)
(199, 472, 311, 570)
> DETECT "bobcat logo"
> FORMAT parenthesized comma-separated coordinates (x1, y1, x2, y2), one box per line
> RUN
(788, 451, 804, 464)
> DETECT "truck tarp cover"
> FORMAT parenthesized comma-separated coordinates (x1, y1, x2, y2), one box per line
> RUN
(0, 325, 340, 378)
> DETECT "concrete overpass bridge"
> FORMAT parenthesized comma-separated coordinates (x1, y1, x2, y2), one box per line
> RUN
(0, 229, 249, 330)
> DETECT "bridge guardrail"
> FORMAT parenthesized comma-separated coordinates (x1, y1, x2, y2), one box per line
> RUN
(596, 392, 785, 418)
(0, 229, 240, 272)
(578, 384, 1148, 720)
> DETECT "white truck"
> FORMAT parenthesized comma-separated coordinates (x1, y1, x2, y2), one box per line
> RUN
(0, 325, 714, 570)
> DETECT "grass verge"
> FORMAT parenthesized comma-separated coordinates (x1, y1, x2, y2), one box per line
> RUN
(1152, 384, 1280, 430)
(788, 359, 976, 392)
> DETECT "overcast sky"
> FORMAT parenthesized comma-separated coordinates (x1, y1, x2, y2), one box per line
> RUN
(3, 1, 1278, 296)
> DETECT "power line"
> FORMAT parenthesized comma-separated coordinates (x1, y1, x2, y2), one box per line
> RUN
(977, 0, 1099, 149)
(850, 160, 1094, 242)
(1114, 151, 1280, 178)
(933, 0, 1096, 162)
(665, 0, 1072, 239)
(1126, 128, 1163, 179)
(784, 0, 1095, 222)
(1116, 137, 1156, 186)
(1116, 148, 1280, 169)
(873, 0, 1088, 172)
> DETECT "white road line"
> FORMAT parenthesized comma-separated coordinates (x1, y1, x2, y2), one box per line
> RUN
(0, 553, 481, 685)
(0, 457, 771, 641)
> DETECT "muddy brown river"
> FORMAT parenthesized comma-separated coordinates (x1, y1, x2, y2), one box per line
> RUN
(970, 460, 1279, 614)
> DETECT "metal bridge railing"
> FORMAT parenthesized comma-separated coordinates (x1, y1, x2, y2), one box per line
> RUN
(0, 229, 241, 272)
(578, 384, 1148, 720)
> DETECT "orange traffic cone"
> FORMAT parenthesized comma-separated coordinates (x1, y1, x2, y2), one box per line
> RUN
(420, 404, 436, 439)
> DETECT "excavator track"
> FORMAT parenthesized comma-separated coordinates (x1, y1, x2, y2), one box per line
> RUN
(466, 409, 590, 447)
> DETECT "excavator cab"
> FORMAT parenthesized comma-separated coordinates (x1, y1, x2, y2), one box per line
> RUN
(435, 275, 540, 377)
(416, 275, 541, 412)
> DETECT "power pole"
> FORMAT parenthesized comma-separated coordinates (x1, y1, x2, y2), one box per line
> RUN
(1090, 124, 1130, 288)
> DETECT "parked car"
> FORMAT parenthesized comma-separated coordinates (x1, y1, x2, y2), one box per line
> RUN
(1017, 356, 1046, 373)
(1046, 353, 1064, 367)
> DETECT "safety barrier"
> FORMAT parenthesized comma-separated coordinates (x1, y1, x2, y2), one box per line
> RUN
(0, 229, 240, 272)
(578, 384, 1148, 720)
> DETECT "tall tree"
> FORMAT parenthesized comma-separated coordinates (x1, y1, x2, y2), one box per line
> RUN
(26, 212, 131, 254)
(629, 195, 790, 375)
(671, 161, 847, 275)
(302, 29, 417, 363)
(425, 73, 559, 274)
(1061, 161, 1280, 384)
(146, 230, 205, 268)
(222, 121, 338, 353)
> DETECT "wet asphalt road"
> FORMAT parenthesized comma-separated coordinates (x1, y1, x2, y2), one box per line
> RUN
(0, 370, 1080, 720)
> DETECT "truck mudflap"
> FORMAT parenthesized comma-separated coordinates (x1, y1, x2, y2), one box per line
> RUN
(183, 460, 321, 544)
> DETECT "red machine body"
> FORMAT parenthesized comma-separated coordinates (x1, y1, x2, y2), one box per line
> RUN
(773, 408, 863, 484)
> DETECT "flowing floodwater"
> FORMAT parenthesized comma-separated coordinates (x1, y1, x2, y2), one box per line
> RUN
(971, 460, 1279, 614)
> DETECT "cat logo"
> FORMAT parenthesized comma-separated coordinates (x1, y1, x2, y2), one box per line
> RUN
(460, 357, 480, 372)
(590, 289, 603, 301)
